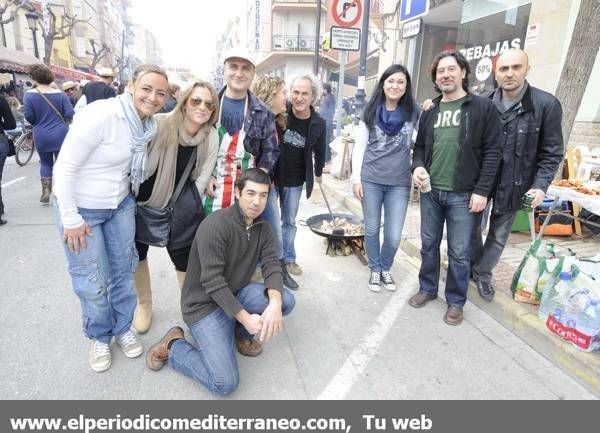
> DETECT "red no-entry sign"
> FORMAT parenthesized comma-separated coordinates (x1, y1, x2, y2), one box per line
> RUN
(332, 0, 362, 28)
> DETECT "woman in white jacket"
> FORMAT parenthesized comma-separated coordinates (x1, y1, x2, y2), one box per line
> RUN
(53, 64, 169, 373)
(351, 64, 419, 293)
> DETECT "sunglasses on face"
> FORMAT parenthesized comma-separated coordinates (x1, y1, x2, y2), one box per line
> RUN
(188, 97, 215, 111)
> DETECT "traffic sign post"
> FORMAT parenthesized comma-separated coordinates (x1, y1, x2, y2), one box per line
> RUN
(399, 0, 430, 23)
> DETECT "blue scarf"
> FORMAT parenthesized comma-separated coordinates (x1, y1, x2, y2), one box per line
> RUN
(376, 103, 406, 136)
(118, 92, 158, 196)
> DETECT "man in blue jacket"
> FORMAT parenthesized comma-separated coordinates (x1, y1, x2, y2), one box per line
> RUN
(471, 49, 564, 301)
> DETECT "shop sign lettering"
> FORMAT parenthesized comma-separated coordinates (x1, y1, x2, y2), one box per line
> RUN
(459, 38, 521, 62)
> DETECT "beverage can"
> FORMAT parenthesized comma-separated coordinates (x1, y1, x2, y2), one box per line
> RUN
(421, 177, 431, 193)
(522, 192, 534, 208)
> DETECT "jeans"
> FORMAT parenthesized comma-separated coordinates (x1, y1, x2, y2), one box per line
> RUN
(280, 185, 304, 264)
(38, 150, 60, 178)
(168, 283, 296, 396)
(54, 194, 139, 344)
(361, 181, 410, 272)
(471, 209, 517, 283)
(0, 135, 8, 216)
(419, 188, 474, 307)
(261, 187, 283, 259)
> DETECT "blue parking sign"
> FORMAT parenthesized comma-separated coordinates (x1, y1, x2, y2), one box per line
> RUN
(399, 0, 430, 22)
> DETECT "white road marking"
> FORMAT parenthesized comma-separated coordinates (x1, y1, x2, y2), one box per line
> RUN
(317, 283, 414, 399)
(1, 176, 26, 187)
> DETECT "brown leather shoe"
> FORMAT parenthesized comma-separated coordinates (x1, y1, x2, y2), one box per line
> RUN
(443, 306, 464, 326)
(408, 291, 437, 308)
(146, 326, 184, 371)
(235, 336, 263, 357)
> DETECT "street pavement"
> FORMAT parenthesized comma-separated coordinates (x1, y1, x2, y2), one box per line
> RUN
(0, 158, 596, 400)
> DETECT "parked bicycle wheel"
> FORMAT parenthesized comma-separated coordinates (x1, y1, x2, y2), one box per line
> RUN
(15, 131, 34, 167)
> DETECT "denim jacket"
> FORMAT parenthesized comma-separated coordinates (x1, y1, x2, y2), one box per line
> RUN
(217, 87, 280, 174)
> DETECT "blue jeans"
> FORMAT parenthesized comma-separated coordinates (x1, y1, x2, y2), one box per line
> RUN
(0, 135, 8, 216)
(168, 283, 296, 396)
(418, 188, 474, 307)
(361, 181, 410, 272)
(54, 194, 139, 344)
(280, 185, 303, 264)
(261, 186, 283, 259)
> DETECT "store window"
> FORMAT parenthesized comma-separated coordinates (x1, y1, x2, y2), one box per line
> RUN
(414, 0, 531, 101)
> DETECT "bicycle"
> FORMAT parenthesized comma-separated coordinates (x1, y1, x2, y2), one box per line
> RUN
(6, 122, 34, 167)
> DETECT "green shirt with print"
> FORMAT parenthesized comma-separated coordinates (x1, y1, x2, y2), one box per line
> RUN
(429, 96, 466, 191)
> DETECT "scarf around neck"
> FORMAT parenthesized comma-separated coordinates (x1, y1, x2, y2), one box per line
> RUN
(376, 103, 406, 136)
(139, 115, 214, 209)
(118, 92, 158, 196)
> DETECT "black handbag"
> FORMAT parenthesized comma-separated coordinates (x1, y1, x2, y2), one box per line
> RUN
(7, 137, 16, 157)
(135, 147, 197, 247)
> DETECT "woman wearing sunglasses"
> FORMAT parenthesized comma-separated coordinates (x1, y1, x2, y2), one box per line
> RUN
(133, 80, 219, 334)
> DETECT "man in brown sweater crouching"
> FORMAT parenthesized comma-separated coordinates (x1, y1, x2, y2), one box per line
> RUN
(146, 168, 295, 396)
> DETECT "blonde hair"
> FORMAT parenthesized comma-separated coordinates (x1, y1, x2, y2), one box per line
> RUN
(253, 74, 287, 130)
(131, 64, 169, 84)
(152, 80, 219, 150)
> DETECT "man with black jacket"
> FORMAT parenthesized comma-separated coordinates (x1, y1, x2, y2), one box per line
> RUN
(409, 50, 502, 325)
(276, 74, 326, 277)
(145, 169, 295, 396)
(471, 49, 563, 301)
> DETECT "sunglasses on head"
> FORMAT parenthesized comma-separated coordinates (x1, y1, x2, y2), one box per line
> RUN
(188, 97, 215, 111)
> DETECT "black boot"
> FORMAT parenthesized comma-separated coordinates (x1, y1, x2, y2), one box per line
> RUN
(281, 259, 299, 290)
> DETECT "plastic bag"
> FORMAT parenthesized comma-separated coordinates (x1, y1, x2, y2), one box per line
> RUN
(511, 240, 576, 304)
(539, 265, 600, 352)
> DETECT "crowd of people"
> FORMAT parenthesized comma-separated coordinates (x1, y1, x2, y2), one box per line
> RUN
(0, 44, 564, 396)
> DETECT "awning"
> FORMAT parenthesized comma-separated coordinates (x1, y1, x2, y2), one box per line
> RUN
(0, 46, 42, 73)
(50, 65, 97, 82)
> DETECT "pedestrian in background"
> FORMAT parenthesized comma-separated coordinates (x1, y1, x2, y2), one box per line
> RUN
(53, 64, 169, 373)
(133, 80, 220, 334)
(253, 74, 299, 290)
(62, 81, 78, 107)
(320, 83, 335, 164)
(159, 83, 181, 113)
(352, 64, 420, 293)
(0, 93, 16, 225)
(23, 64, 74, 205)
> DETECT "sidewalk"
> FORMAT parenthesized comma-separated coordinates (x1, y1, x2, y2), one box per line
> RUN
(321, 173, 600, 396)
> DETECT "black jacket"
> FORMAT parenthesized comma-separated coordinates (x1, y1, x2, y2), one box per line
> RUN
(275, 105, 326, 199)
(83, 81, 116, 104)
(411, 93, 502, 197)
(487, 84, 564, 213)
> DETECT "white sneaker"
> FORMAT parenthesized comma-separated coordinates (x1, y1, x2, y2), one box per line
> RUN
(381, 271, 397, 291)
(368, 271, 381, 292)
(89, 340, 111, 372)
(116, 329, 143, 358)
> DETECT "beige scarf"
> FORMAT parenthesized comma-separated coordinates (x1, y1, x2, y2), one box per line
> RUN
(139, 115, 214, 209)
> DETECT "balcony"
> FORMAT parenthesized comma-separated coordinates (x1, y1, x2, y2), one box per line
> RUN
(272, 34, 316, 52)
(272, 0, 327, 12)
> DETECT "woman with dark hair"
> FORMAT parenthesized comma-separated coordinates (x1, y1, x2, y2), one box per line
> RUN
(132, 80, 220, 334)
(23, 64, 74, 204)
(351, 64, 419, 292)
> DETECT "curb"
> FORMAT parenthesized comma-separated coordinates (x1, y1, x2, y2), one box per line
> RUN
(321, 180, 600, 397)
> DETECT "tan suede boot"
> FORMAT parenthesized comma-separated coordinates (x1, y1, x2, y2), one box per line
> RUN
(133, 259, 152, 334)
(176, 270, 186, 289)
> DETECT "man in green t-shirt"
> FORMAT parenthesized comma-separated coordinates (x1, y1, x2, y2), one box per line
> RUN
(409, 50, 502, 326)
